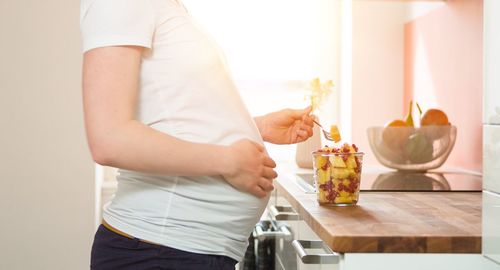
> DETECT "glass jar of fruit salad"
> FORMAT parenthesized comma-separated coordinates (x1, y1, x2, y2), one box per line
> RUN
(312, 144, 364, 206)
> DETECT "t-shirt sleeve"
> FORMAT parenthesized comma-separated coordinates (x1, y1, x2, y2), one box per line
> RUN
(80, 0, 155, 53)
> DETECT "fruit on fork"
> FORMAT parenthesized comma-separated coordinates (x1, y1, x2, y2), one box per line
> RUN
(312, 119, 341, 142)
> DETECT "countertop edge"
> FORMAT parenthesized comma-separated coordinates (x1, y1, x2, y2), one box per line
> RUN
(275, 173, 482, 254)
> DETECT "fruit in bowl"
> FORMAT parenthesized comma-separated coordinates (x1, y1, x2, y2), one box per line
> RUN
(313, 144, 364, 206)
(368, 103, 456, 171)
(421, 109, 450, 126)
(382, 119, 412, 153)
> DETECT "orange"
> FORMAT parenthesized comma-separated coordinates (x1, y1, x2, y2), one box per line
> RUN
(386, 119, 407, 127)
(421, 109, 450, 126)
(382, 119, 412, 151)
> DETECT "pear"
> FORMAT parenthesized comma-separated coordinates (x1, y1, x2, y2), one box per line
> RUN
(404, 132, 434, 163)
(405, 100, 414, 127)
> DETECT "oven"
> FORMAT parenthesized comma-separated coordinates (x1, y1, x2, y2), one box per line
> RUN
(240, 196, 340, 270)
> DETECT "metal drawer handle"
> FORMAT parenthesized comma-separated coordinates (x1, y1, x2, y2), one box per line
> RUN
(269, 205, 299, 220)
(292, 240, 340, 264)
(254, 222, 292, 241)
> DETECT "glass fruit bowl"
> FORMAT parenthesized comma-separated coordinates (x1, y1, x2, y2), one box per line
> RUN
(312, 145, 364, 206)
(367, 125, 457, 172)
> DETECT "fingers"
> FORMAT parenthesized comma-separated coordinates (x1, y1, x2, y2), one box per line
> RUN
(259, 178, 274, 192)
(249, 173, 274, 198)
(250, 141, 265, 152)
(303, 106, 313, 115)
(296, 130, 309, 141)
(302, 113, 314, 127)
(262, 167, 278, 179)
(263, 156, 276, 168)
(300, 121, 313, 136)
(292, 118, 314, 143)
(297, 106, 312, 116)
(290, 106, 312, 120)
(251, 185, 269, 198)
(289, 108, 314, 136)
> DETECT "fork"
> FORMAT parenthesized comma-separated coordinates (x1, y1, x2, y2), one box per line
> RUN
(312, 119, 334, 141)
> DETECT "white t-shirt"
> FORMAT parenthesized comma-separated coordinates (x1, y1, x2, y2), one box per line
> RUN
(81, 0, 268, 261)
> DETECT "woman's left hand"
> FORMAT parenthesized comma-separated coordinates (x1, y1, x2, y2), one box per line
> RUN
(255, 107, 314, 144)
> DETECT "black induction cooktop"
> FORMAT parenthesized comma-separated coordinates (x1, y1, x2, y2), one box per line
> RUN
(294, 167, 482, 192)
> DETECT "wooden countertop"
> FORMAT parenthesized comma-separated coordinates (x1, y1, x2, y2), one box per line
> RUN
(275, 167, 482, 254)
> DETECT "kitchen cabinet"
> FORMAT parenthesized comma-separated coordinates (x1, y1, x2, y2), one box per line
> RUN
(484, 125, 500, 194)
(483, 0, 500, 125)
(483, 191, 500, 264)
(268, 189, 341, 270)
(483, 0, 500, 267)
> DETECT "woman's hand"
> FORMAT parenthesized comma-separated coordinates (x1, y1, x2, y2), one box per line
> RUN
(255, 107, 314, 144)
(222, 139, 277, 198)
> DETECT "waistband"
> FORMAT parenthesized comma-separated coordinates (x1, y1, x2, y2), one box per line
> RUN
(102, 220, 158, 245)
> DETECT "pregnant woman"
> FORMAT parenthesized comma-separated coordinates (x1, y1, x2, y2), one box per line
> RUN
(81, 0, 314, 269)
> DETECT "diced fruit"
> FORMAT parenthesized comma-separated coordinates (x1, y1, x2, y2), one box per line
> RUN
(314, 144, 362, 205)
(334, 197, 353, 204)
(333, 178, 342, 186)
(330, 125, 342, 142)
(339, 191, 351, 198)
(346, 156, 357, 169)
(341, 143, 352, 153)
(317, 168, 330, 184)
(342, 179, 351, 187)
(333, 168, 350, 179)
(315, 144, 358, 154)
(330, 156, 346, 168)
(318, 189, 329, 203)
(315, 156, 329, 170)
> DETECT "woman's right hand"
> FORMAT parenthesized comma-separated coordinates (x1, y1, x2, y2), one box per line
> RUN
(222, 139, 277, 198)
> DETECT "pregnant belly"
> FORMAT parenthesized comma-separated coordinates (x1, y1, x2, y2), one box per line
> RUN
(109, 174, 269, 239)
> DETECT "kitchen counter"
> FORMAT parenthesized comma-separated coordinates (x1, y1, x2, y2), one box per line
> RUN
(275, 166, 482, 254)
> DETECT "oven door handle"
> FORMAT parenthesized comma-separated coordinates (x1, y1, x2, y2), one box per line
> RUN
(268, 205, 299, 220)
(292, 240, 340, 264)
(254, 223, 292, 241)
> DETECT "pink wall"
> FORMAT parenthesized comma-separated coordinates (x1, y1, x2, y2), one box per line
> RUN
(352, 2, 409, 167)
(404, 0, 483, 172)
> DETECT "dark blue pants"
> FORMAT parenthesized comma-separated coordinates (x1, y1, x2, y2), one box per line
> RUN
(91, 224, 237, 270)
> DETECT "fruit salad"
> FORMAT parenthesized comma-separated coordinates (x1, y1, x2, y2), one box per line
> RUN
(313, 143, 364, 206)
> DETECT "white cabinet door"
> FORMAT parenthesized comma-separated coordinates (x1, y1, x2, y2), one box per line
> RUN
(343, 253, 500, 270)
(484, 0, 500, 124)
(296, 220, 341, 270)
(484, 125, 500, 193)
(483, 191, 500, 266)
(272, 190, 342, 270)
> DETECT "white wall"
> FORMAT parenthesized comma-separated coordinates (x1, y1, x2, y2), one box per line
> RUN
(0, 1, 96, 269)
(183, 0, 343, 162)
